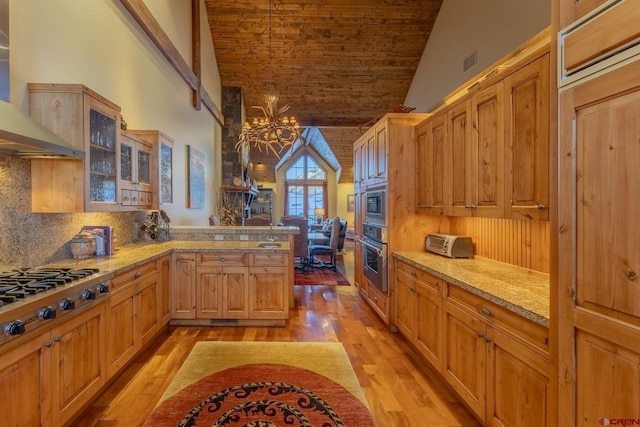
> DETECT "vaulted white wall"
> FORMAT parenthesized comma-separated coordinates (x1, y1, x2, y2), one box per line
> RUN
(10, 0, 222, 226)
(405, 0, 550, 112)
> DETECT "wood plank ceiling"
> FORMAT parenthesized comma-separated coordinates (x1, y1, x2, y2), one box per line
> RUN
(205, 0, 443, 182)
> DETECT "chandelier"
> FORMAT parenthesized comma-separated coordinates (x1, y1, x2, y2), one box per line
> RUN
(235, 0, 302, 159)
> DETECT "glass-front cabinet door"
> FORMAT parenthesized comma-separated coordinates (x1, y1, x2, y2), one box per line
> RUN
(89, 108, 118, 204)
(127, 130, 174, 210)
(159, 140, 173, 208)
(120, 131, 153, 209)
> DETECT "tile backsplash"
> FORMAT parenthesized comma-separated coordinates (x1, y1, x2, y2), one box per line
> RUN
(0, 154, 146, 266)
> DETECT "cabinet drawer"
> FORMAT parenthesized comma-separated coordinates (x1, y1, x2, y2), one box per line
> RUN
(251, 253, 287, 267)
(197, 253, 247, 266)
(111, 260, 158, 293)
(446, 285, 549, 354)
(396, 261, 441, 294)
(367, 285, 387, 317)
(561, 0, 640, 79)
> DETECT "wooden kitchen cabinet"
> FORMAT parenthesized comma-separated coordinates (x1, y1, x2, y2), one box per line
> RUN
(447, 83, 504, 217)
(196, 253, 249, 319)
(504, 53, 550, 220)
(366, 282, 388, 322)
(447, 98, 473, 216)
(417, 40, 551, 223)
(469, 82, 504, 218)
(557, 21, 640, 425)
(249, 253, 289, 320)
(355, 113, 428, 192)
(106, 259, 160, 377)
(395, 260, 444, 370)
(172, 252, 197, 319)
(52, 303, 107, 427)
(354, 138, 366, 190)
(559, 0, 640, 82)
(486, 327, 550, 427)
(249, 267, 288, 319)
(127, 130, 175, 210)
(415, 114, 446, 214)
(0, 302, 107, 427)
(444, 284, 550, 425)
(106, 282, 136, 377)
(444, 300, 487, 419)
(157, 254, 172, 326)
(365, 131, 377, 185)
(366, 121, 388, 185)
(0, 332, 51, 426)
(354, 238, 366, 297)
(352, 113, 429, 325)
(120, 130, 153, 209)
(28, 84, 122, 213)
(173, 251, 289, 323)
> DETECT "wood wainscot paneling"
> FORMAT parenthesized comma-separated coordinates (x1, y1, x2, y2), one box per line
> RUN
(448, 217, 550, 274)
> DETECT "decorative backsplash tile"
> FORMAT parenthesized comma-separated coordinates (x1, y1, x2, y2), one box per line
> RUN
(0, 154, 146, 266)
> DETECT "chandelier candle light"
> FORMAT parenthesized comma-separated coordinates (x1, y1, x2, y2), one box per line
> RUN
(236, 0, 302, 159)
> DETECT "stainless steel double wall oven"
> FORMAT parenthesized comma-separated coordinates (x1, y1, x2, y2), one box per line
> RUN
(361, 186, 388, 294)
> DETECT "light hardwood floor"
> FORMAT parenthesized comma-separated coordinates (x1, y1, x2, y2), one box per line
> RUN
(73, 241, 480, 426)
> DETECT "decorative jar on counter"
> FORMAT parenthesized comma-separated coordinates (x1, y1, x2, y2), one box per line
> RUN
(70, 231, 96, 259)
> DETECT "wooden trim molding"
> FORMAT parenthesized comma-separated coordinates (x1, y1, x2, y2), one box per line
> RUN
(118, 0, 224, 125)
(191, 0, 202, 111)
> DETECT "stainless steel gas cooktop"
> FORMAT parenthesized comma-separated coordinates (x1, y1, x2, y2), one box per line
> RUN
(0, 267, 113, 347)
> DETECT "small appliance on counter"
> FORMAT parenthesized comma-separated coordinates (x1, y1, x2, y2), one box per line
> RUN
(425, 233, 473, 259)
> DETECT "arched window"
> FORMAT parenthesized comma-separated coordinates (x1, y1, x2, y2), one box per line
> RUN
(284, 154, 327, 223)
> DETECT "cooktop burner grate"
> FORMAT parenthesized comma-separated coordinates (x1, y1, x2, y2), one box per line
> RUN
(0, 268, 100, 307)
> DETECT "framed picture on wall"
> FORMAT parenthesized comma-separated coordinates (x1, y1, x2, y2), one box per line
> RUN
(187, 145, 205, 209)
(347, 194, 355, 212)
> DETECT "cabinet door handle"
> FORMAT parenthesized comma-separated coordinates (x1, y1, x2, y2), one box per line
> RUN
(480, 307, 492, 316)
(219, 257, 227, 262)
(44, 341, 53, 348)
(477, 332, 484, 338)
(135, 271, 142, 278)
(537, 204, 547, 210)
(53, 336, 61, 342)
(411, 271, 417, 277)
(484, 337, 492, 343)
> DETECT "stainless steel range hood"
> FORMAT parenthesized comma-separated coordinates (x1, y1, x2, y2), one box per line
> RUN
(0, 0, 84, 159)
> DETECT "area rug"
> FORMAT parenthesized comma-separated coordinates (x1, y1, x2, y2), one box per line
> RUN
(294, 268, 351, 286)
(144, 342, 375, 427)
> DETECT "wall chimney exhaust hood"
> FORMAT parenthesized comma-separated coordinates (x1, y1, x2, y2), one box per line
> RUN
(0, 0, 84, 160)
(0, 101, 85, 159)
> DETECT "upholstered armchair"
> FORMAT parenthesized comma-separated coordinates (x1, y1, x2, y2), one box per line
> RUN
(308, 217, 341, 270)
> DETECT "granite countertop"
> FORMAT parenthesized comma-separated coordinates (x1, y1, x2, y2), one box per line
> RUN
(393, 251, 550, 327)
(36, 240, 291, 277)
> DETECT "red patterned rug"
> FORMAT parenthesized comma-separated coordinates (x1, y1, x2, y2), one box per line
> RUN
(144, 363, 376, 426)
(294, 268, 350, 286)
